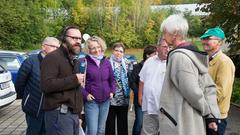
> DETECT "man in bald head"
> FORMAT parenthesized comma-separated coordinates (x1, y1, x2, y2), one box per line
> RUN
(15, 37, 60, 135)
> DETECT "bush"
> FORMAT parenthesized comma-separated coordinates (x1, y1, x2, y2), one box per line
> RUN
(232, 78, 240, 105)
(229, 54, 240, 78)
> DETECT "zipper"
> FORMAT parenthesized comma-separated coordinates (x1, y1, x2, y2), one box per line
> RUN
(36, 93, 43, 117)
(99, 62, 104, 100)
(160, 107, 177, 126)
(23, 94, 30, 106)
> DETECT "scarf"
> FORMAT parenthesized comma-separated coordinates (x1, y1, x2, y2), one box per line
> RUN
(110, 55, 130, 97)
(89, 54, 104, 67)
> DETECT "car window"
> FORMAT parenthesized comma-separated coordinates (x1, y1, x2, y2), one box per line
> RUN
(0, 57, 20, 70)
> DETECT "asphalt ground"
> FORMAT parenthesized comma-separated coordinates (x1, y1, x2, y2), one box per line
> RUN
(0, 100, 239, 135)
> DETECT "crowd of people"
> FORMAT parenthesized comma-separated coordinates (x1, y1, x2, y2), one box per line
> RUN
(15, 14, 235, 135)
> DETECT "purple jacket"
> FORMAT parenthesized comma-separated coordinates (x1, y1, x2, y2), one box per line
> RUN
(82, 55, 116, 102)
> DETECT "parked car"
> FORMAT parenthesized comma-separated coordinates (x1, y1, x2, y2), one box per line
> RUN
(0, 51, 26, 84)
(0, 64, 17, 108)
(124, 54, 137, 65)
(124, 54, 138, 72)
(26, 49, 41, 56)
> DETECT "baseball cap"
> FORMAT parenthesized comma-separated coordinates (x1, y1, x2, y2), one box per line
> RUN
(200, 27, 225, 40)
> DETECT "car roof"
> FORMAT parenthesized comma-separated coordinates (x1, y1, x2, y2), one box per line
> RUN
(0, 53, 21, 57)
(27, 49, 41, 55)
(0, 50, 25, 55)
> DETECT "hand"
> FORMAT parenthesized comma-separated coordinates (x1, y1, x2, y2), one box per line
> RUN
(76, 73, 85, 87)
(208, 122, 218, 132)
(109, 93, 113, 99)
(87, 94, 95, 101)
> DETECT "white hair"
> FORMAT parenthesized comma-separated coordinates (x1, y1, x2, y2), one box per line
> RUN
(42, 37, 60, 46)
(160, 14, 189, 39)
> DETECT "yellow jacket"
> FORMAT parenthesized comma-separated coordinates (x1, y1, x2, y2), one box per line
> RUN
(208, 51, 235, 118)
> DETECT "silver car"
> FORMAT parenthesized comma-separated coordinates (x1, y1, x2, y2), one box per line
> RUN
(0, 65, 16, 108)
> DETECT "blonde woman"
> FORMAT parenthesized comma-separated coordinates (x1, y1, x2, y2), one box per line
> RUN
(82, 36, 115, 135)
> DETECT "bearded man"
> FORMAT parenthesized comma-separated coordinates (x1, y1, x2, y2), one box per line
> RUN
(41, 25, 85, 135)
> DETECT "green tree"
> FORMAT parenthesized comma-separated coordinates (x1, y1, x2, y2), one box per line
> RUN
(0, 0, 73, 50)
(197, 0, 240, 54)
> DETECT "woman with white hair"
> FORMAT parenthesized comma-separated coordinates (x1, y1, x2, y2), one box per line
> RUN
(159, 14, 220, 135)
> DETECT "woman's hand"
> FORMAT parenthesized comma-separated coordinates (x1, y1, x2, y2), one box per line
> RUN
(110, 93, 114, 99)
(87, 94, 95, 101)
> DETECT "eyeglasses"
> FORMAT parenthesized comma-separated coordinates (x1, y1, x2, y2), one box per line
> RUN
(114, 49, 124, 53)
(44, 44, 59, 49)
(66, 35, 82, 41)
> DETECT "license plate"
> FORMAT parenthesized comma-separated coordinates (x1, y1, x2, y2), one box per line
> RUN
(0, 82, 10, 90)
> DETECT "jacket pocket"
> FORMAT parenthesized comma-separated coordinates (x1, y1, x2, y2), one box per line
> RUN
(22, 93, 41, 116)
(160, 107, 177, 126)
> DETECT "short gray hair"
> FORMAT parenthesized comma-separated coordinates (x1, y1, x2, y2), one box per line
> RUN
(160, 14, 189, 39)
(42, 37, 60, 46)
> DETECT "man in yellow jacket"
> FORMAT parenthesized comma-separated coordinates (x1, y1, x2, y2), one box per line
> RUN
(200, 27, 235, 135)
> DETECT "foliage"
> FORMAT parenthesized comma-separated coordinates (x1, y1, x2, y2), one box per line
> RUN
(0, 0, 72, 50)
(232, 78, 240, 105)
(153, 0, 200, 4)
(0, 0, 204, 50)
(196, 0, 240, 54)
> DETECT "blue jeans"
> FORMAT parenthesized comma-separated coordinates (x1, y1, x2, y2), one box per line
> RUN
(26, 112, 45, 135)
(44, 109, 79, 135)
(218, 119, 227, 135)
(85, 100, 110, 135)
(132, 104, 143, 135)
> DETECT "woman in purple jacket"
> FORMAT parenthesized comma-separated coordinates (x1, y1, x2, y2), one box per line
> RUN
(82, 36, 116, 135)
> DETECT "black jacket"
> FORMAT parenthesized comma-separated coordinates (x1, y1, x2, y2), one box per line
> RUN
(128, 60, 144, 105)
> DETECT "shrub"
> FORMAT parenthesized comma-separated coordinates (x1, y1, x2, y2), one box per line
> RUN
(232, 78, 240, 105)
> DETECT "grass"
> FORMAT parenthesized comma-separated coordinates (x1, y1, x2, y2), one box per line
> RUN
(105, 48, 143, 62)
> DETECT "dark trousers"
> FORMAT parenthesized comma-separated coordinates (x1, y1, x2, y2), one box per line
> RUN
(45, 109, 79, 135)
(206, 118, 227, 135)
(105, 105, 128, 135)
(132, 104, 143, 135)
(25, 112, 45, 135)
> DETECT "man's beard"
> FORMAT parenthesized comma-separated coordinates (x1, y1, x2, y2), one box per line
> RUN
(66, 42, 81, 55)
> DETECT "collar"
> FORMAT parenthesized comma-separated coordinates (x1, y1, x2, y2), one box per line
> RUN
(209, 50, 222, 66)
(209, 50, 220, 61)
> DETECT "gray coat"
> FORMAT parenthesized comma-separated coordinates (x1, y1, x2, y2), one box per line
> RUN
(159, 48, 220, 135)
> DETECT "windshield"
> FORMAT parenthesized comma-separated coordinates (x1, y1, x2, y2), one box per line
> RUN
(0, 57, 20, 70)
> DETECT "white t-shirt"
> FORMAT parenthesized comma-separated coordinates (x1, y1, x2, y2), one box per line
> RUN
(139, 55, 166, 114)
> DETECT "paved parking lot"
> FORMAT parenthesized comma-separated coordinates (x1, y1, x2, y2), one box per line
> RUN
(0, 100, 26, 135)
(0, 100, 239, 135)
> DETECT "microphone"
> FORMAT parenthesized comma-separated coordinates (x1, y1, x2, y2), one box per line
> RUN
(79, 59, 86, 88)
(79, 60, 86, 74)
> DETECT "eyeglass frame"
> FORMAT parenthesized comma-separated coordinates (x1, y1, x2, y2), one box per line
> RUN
(65, 35, 82, 41)
(44, 44, 59, 49)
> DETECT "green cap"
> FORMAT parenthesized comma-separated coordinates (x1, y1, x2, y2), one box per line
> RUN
(200, 27, 225, 40)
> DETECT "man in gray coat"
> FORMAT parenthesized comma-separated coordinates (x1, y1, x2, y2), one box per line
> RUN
(159, 14, 220, 135)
